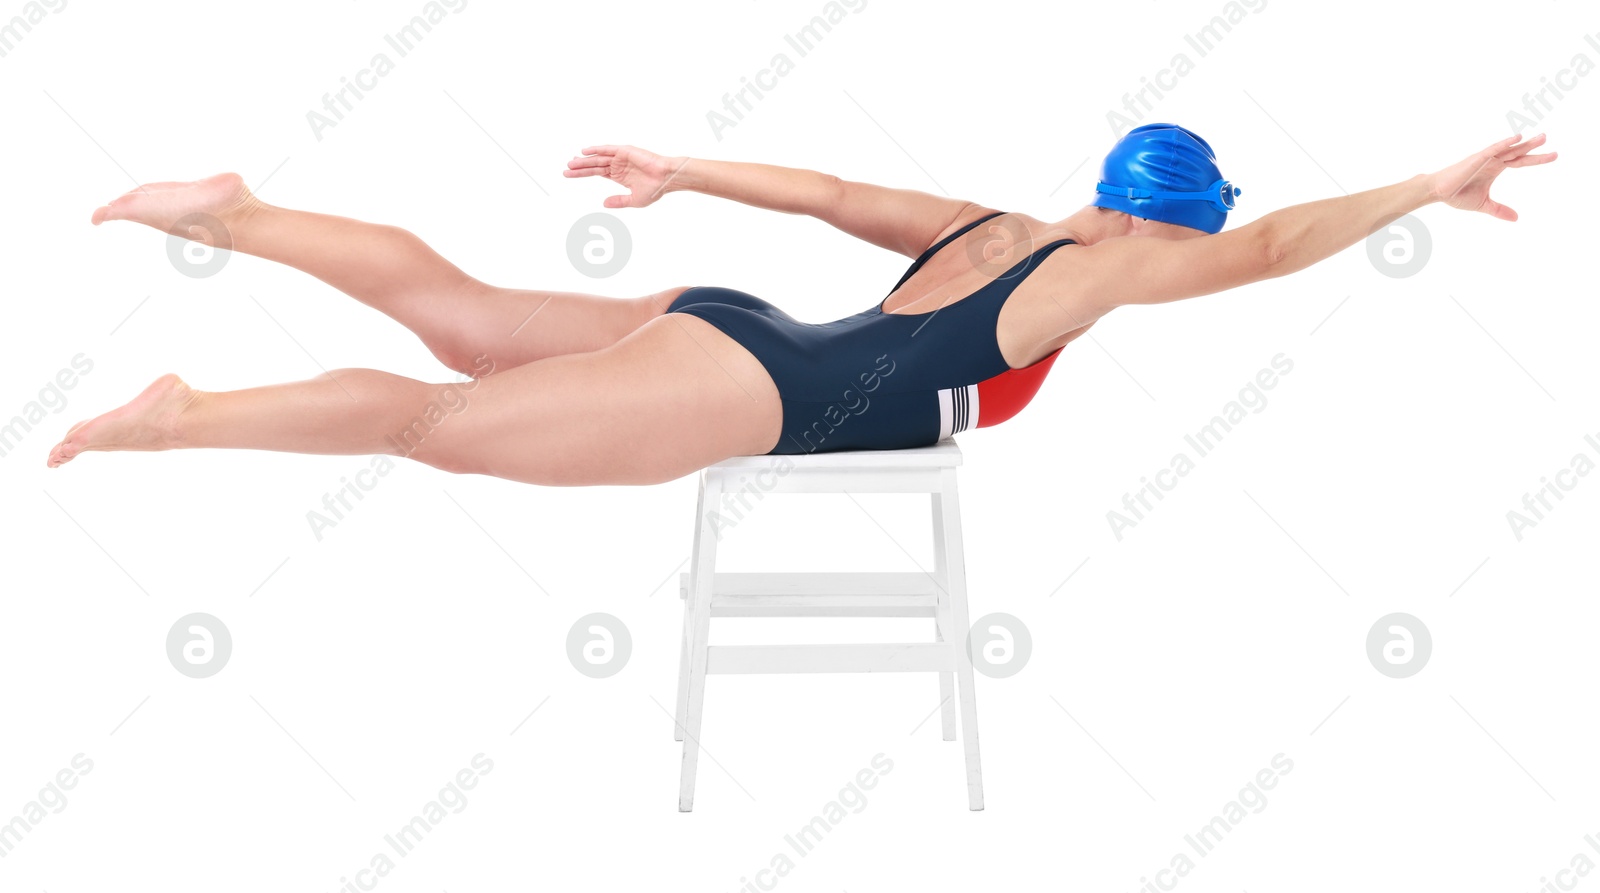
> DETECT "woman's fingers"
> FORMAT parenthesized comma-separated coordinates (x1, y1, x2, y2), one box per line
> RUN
(1484, 134, 1523, 157)
(1492, 132, 1557, 169)
(564, 155, 613, 177)
(1499, 132, 1546, 160)
(1463, 135, 1520, 170)
(1484, 197, 1518, 222)
(1504, 147, 1555, 168)
(1430, 133, 1553, 220)
(567, 145, 662, 207)
(570, 146, 621, 176)
(1506, 151, 1558, 168)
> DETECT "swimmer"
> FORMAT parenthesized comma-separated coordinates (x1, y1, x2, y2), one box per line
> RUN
(49, 125, 1555, 485)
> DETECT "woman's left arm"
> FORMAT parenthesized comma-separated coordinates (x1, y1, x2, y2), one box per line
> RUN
(566, 145, 974, 258)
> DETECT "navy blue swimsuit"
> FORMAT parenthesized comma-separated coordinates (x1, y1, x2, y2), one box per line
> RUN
(666, 211, 1073, 455)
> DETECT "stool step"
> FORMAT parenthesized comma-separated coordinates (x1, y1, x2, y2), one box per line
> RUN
(712, 596, 935, 617)
(678, 571, 941, 597)
(678, 571, 943, 617)
(706, 643, 954, 674)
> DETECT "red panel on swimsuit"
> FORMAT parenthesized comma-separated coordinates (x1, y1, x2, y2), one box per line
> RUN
(975, 348, 1061, 428)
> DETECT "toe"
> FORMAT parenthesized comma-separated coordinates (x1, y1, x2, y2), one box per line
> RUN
(93, 196, 134, 225)
(49, 421, 90, 466)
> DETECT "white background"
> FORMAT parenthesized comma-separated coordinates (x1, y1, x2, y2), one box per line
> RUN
(2, 0, 1596, 890)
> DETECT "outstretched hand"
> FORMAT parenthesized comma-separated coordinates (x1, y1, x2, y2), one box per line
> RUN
(563, 145, 685, 209)
(1429, 133, 1557, 221)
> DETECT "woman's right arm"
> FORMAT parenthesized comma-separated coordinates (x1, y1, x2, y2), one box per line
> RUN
(564, 146, 973, 258)
(1071, 133, 1556, 313)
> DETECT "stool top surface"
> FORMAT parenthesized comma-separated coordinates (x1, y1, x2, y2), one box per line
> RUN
(706, 437, 964, 471)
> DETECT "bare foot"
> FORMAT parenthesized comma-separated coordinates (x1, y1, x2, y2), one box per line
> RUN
(48, 374, 197, 468)
(90, 173, 260, 243)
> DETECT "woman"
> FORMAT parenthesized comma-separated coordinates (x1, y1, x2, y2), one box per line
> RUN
(49, 124, 1554, 485)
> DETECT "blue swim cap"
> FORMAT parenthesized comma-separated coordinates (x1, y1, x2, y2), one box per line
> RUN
(1091, 123, 1241, 234)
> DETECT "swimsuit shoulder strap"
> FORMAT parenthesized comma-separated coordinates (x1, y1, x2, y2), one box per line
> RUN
(990, 236, 1077, 307)
(981, 237, 1078, 306)
(887, 210, 1008, 296)
(977, 236, 1077, 366)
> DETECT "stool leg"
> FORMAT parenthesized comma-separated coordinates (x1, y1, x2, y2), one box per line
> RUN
(674, 587, 691, 742)
(937, 469, 984, 810)
(936, 627, 957, 741)
(674, 473, 707, 742)
(678, 473, 723, 811)
(930, 493, 957, 742)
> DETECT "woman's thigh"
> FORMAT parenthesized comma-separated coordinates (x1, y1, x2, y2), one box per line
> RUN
(409, 312, 783, 485)
(425, 284, 691, 376)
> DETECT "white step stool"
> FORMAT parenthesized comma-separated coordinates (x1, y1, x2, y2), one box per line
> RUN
(672, 438, 984, 811)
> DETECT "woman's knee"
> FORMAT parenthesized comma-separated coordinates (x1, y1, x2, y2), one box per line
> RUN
(315, 369, 479, 470)
(411, 446, 488, 477)
(428, 346, 497, 380)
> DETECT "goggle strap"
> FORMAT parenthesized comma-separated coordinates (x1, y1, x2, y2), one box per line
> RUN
(1096, 179, 1240, 212)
